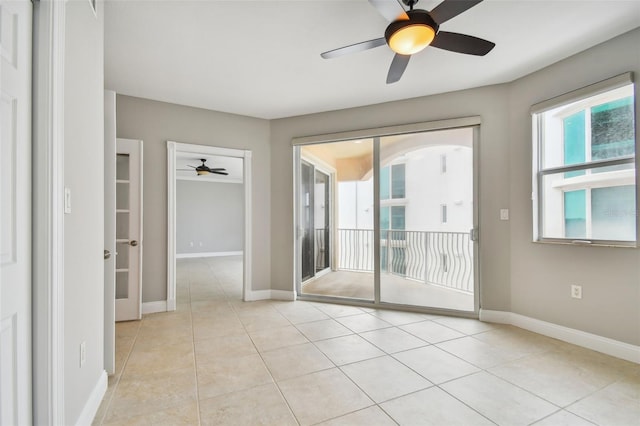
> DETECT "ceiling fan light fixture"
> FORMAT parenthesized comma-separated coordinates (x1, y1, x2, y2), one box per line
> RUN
(385, 10, 439, 55)
(388, 25, 435, 55)
(196, 169, 210, 176)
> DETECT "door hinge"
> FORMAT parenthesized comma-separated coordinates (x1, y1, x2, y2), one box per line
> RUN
(470, 228, 479, 242)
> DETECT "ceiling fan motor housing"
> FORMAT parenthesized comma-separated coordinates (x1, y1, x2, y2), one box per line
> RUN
(385, 9, 440, 55)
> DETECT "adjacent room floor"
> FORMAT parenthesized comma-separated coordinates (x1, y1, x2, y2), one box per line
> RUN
(93, 256, 639, 425)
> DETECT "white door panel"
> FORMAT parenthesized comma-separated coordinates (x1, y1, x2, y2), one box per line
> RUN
(104, 91, 116, 373)
(115, 138, 143, 321)
(0, 0, 32, 424)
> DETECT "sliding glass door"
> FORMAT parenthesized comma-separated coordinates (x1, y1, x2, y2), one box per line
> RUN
(295, 125, 477, 313)
(379, 129, 475, 311)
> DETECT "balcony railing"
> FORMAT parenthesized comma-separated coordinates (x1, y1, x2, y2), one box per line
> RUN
(336, 228, 474, 294)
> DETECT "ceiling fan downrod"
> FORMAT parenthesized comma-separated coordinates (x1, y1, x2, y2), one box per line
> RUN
(402, 0, 418, 11)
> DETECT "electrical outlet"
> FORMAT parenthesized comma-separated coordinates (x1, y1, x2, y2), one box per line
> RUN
(500, 209, 509, 221)
(80, 341, 86, 367)
(571, 285, 582, 299)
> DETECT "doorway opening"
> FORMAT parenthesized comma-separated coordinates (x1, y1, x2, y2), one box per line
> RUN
(294, 123, 479, 314)
(167, 142, 252, 309)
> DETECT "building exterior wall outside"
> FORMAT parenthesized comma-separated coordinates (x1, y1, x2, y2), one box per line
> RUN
(337, 143, 473, 234)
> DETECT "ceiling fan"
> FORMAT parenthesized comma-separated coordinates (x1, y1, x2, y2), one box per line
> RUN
(321, 0, 495, 84)
(178, 159, 228, 176)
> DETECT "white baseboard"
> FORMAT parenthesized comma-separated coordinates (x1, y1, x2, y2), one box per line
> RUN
(76, 370, 107, 426)
(142, 300, 167, 315)
(245, 289, 296, 302)
(166, 298, 176, 312)
(480, 309, 640, 364)
(176, 251, 243, 259)
(271, 290, 296, 301)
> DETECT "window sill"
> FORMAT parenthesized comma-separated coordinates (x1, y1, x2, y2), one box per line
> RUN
(533, 238, 637, 248)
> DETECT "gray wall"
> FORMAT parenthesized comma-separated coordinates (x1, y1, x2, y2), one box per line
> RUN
(116, 95, 271, 302)
(271, 28, 640, 346)
(176, 180, 244, 254)
(64, 0, 105, 422)
(507, 29, 640, 345)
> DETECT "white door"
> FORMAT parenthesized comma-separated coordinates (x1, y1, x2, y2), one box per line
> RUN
(0, 0, 32, 424)
(115, 138, 143, 321)
(103, 91, 116, 373)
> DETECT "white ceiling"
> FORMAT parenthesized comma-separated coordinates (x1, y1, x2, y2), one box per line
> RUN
(104, 0, 640, 120)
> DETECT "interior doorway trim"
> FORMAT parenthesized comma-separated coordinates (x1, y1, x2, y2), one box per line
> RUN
(32, 0, 66, 423)
(166, 141, 252, 309)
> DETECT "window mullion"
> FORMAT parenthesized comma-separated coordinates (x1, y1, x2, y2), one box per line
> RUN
(539, 155, 635, 176)
(586, 189, 593, 239)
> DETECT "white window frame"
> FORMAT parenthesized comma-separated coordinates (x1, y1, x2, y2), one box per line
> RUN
(531, 72, 637, 247)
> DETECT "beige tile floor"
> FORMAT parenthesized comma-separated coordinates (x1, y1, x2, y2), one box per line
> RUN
(93, 256, 639, 425)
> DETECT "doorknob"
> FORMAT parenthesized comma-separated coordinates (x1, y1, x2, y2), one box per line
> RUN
(104, 249, 111, 260)
(129, 240, 138, 247)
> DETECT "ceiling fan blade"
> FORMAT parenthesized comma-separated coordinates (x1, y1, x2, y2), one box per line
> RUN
(211, 171, 229, 176)
(321, 38, 387, 59)
(208, 168, 226, 172)
(386, 53, 410, 84)
(368, 0, 408, 22)
(187, 165, 197, 168)
(431, 31, 495, 56)
(429, 0, 483, 25)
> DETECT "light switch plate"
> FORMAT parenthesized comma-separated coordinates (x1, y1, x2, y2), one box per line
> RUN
(64, 187, 72, 214)
(500, 208, 509, 221)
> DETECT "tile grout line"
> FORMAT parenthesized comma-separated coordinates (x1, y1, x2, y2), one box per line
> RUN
(229, 299, 303, 425)
(188, 275, 203, 426)
(99, 319, 141, 425)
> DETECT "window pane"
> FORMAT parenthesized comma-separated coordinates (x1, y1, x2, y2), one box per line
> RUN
(391, 164, 405, 198)
(592, 185, 636, 241)
(564, 111, 586, 165)
(591, 97, 634, 161)
(380, 166, 390, 200)
(538, 83, 634, 170)
(391, 206, 405, 230)
(540, 163, 635, 241)
(564, 190, 586, 238)
(380, 206, 390, 230)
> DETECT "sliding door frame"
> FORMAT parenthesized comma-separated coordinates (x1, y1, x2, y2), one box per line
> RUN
(293, 117, 481, 317)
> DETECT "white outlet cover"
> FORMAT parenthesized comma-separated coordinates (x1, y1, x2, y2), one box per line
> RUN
(571, 285, 583, 299)
(500, 209, 509, 221)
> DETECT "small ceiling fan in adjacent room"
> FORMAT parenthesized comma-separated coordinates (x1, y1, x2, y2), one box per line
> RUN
(178, 159, 228, 176)
(321, 0, 496, 84)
